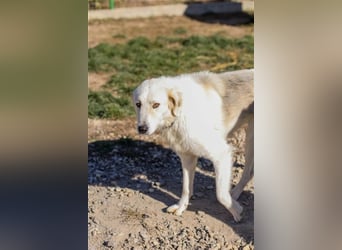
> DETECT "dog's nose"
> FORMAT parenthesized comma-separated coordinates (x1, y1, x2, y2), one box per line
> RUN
(138, 125, 148, 134)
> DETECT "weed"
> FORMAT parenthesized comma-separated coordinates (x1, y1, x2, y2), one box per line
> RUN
(112, 33, 126, 39)
(121, 207, 146, 223)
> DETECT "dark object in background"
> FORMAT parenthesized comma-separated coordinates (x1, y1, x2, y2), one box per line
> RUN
(185, 2, 254, 25)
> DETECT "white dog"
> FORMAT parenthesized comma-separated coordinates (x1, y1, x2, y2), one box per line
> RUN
(132, 69, 254, 222)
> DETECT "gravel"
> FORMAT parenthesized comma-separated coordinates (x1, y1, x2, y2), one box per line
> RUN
(88, 119, 254, 249)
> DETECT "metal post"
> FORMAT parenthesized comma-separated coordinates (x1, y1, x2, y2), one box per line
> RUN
(109, 0, 114, 9)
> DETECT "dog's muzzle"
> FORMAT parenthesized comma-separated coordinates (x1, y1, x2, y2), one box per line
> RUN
(138, 124, 148, 134)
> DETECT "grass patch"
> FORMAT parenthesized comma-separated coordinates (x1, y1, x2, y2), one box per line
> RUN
(173, 27, 187, 35)
(112, 33, 126, 39)
(88, 90, 134, 118)
(88, 34, 253, 119)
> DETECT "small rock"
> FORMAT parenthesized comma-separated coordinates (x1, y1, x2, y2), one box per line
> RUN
(152, 182, 160, 187)
(206, 185, 214, 190)
(139, 230, 149, 241)
(243, 245, 252, 250)
(132, 246, 143, 250)
(148, 188, 154, 193)
(138, 174, 148, 180)
(227, 244, 239, 250)
(212, 243, 221, 250)
(196, 210, 205, 216)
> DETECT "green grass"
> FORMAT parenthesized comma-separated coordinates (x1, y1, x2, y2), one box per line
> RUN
(88, 34, 253, 119)
(173, 27, 187, 35)
(88, 90, 134, 118)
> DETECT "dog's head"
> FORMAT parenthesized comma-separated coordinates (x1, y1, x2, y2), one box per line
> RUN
(132, 78, 182, 135)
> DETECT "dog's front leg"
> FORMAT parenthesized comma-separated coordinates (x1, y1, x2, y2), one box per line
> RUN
(166, 153, 197, 216)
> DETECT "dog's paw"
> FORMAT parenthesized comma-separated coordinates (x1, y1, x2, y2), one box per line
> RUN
(232, 211, 242, 222)
(166, 204, 186, 216)
(231, 201, 243, 222)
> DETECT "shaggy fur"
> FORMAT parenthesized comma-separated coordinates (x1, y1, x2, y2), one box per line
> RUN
(132, 69, 254, 222)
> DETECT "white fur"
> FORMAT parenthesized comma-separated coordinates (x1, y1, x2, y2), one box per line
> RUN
(132, 70, 254, 222)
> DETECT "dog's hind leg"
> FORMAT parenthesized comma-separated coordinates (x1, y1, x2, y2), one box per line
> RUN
(231, 116, 254, 200)
(209, 142, 243, 222)
(167, 153, 197, 216)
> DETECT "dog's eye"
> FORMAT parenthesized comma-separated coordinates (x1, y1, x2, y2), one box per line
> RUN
(136, 102, 141, 108)
(152, 103, 160, 109)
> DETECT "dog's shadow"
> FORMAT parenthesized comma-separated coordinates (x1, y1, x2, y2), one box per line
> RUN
(88, 138, 254, 243)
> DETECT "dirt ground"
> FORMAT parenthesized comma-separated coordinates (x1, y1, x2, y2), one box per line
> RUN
(88, 16, 254, 249)
(88, 16, 253, 48)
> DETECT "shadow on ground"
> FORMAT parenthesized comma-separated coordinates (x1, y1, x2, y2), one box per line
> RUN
(184, 1, 254, 25)
(88, 138, 254, 242)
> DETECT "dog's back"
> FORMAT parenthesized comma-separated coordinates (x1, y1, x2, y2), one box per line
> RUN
(191, 69, 254, 135)
(219, 70, 254, 134)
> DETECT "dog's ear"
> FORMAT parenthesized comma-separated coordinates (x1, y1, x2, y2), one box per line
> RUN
(168, 89, 182, 117)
